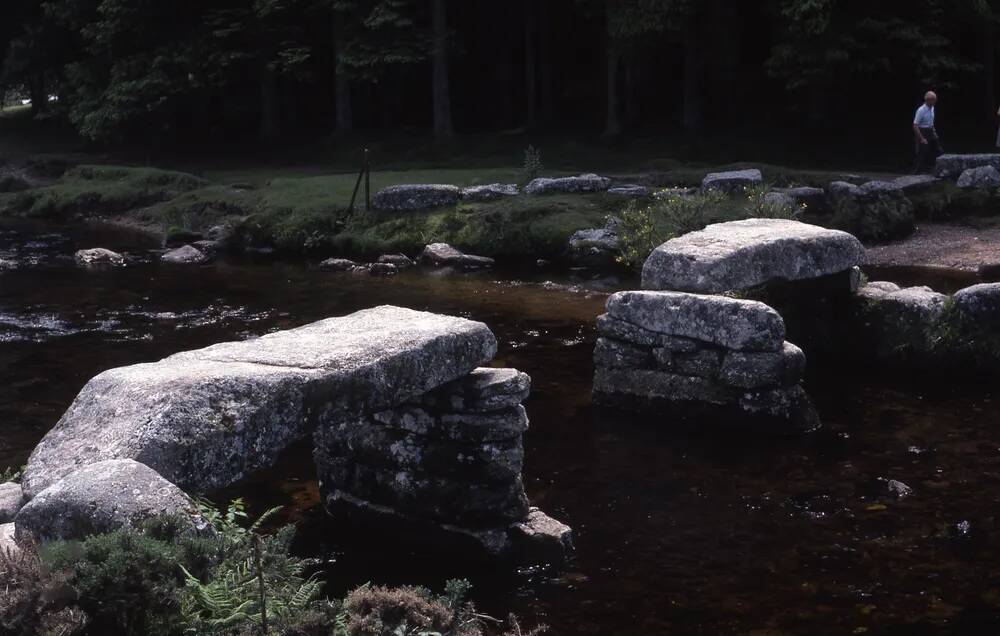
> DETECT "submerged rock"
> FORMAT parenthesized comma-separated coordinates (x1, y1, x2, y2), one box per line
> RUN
(701, 169, 763, 194)
(957, 165, 1000, 189)
(15, 460, 205, 542)
(524, 174, 611, 195)
(373, 184, 460, 211)
(420, 243, 495, 269)
(642, 218, 863, 293)
(21, 306, 497, 497)
(74, 247, 124, 267)
(460, 183, 519, 201)
(161, 244, 208, 264)
(606, 291, 786, 351)
(0, 482, 24, 523)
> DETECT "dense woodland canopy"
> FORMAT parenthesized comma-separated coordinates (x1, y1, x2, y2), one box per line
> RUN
(2, 0, 1000, 150)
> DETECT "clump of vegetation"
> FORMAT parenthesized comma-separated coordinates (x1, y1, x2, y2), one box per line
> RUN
(1, 465, 22, 483)
(741, 184, 803, 219)
(521, 145, 543, 184)
(0, 498, 545, 636)
(0, 165, 207, 219)
(615, 190, 719, 270)
(829, 192, 914, 243)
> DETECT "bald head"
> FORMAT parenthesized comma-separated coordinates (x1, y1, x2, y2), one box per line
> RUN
(925, 91, 938, 106)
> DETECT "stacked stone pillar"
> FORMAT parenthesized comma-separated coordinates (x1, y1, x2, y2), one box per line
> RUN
(315, 367, 571, 557)
(593, 291, 818, 431)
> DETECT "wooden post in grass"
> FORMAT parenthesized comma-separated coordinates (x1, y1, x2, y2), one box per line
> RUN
(346, 151, 365, 216)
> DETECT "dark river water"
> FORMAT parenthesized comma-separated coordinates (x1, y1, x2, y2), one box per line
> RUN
(2, 219, 1000, 635)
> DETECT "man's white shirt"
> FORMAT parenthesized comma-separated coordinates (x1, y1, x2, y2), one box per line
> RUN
(914, 104, 935, 128)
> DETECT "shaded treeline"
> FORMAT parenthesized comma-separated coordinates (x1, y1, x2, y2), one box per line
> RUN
(1, 0, 999, 149)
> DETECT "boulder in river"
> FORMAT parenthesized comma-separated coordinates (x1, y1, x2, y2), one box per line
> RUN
(373, 184, 460, 211)
(420, 242, 495, 269)
(320, 257, 359, 272)
(935, 153, 1000, 179)
(956, 165, 1000, 189)
(568, 218, 620, 267)
(161, 244, 208, 264)
(642, 218, 863, 293)
(21, 306, 497, 497)
(606, 290, 786, 351)
(0, 482, 24, 523)
(510, 507, 574, 564)
(15, 459, 206, 542)
(460, 183, 520, 201)
(701, 169, 763, 194)
(524, 174, 611, 195)
(377, 253, 415, 268)
(74, 247, 124, 267)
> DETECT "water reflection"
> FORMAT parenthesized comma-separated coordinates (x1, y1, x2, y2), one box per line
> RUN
(1, 219, 999, 635)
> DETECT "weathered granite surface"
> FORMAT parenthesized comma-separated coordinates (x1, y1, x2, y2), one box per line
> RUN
(0, 482, 24, 524)
(606, 291, 786, 351)
(373, 184, 460, 211)
(161, 244, 208, 264)
(524, 174, 611, 195)
(15, 460, 206, 542)
(953, 283, 1000, 320)
(957, 165, 1000, 189)
(74, 247, 124, 267)
(936, 154, 1000, 179)
(642, 219, 863, 293)
(22, 306, 497, 497)
(460, 183, 520, 201)
(420, 243, 495, 269)
(701, 169, 763, 193)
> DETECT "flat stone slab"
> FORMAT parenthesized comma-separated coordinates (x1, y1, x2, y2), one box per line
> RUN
(15, 460, 204, 542)
(606, 291, 785, 351)
(460, 183, 519, 201)
(701, 169, 762, 193)
(22, 306, 497, 497)
(373, 184, 460, 211)
(642, 219, 864, 293)
(524, 174, 611, 195)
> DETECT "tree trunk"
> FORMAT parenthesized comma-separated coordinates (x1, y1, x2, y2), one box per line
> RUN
(682, 16, 703, 132)
(538, 0, 554, 123)
(603, 43, 622, 139)
(978, 23, 996, 138)
(29, 76, 46, 116)
(523, 0, 537, 129)
(497, 41, 513, 128)
(431, 0, 454, 139)
(259, 63, 280, 142)
(334, 10, 353, 133)
(624, 55, 639, 127)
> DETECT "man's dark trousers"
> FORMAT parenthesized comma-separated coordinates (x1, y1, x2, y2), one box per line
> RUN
(913, 127, 943, 174)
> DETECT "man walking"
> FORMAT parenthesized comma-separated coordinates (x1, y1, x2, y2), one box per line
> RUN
(913, 91, 942, 173)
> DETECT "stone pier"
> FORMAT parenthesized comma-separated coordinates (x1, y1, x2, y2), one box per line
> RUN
(596, 218, 865, 432)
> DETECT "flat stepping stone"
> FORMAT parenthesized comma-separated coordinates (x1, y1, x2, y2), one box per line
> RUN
(524, 174, 610, 195)
(642, 218, 863, 293)
(701, 169, 762, 193)
(606, 290, 785, 352)
(373, 184, 460, 211)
